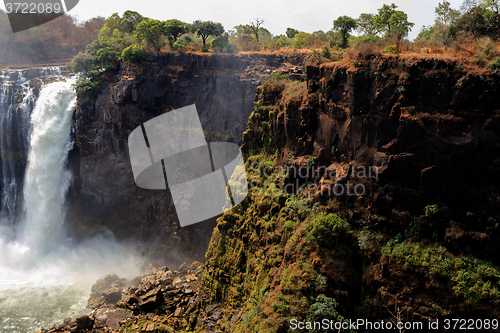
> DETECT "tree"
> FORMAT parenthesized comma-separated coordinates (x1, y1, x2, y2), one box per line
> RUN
(333, 15, 358, 48)
(98, 13, 124, 37)
(481, 0, 500, 38)
(374, 3, 415, 40)
(82, 16, 106, 35)
(95, 34, 120, 69)
(375, 3, 398, 34)
(69, 52, 95, 73)
(417, 25, 435, 40)
(233, 24, 253, 37)
(388, 10, 415, 39)
(461, 0, 479, 12)
(121, 44, 145, 64)
(250, 18, 264, 44)
(134, 19, 165, 53)
(286, 27, 299, 38)
(191, 20, 224, 45)
(450, 4, 499, 37)
(162, 19, 188, 42)
(357, 13, 382, 35)
(121, 10, 144, 33)
(435, 0, 461, 26)
(292, 32, 315, 49)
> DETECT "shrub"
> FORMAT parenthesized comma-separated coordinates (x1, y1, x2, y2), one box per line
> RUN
(343, 42, 381, 61)
(320, 46, 331, 60)
(293, 32, 315, 49)
(308, 212, 350, 246)
(478, 41, 495, 60)
(225, 43, 238, 53)
(236, 34, 259, 51)
(383, 243, 500, 306)
(121, 44, 145, 64)
(384, 44, 399, 55)
(270, 35, 291, 50)
(172, 36, 192, 51)
(73, 76, 101, 100)
(201, 42, 211, 52)
(69, 52, 95, 73)
(307, 294, 341, 322)
(262, 71, 290, 90)
(424, 204, 438, 215)
(211, 33, 229, 52)
(352, 35, 382, 46)
(488, 57, 500, 71)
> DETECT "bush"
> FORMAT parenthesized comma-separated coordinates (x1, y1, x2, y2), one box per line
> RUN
(383, 243, 500, 306)
(452, 32, 479, 57)
(225, 43, 238, 53)
(352, 35, 382, 46)
(308, 212, 350, 246)
(212, 34, 237, 53)
(384, 44, 399, 55)
(212, 33, 229, 52)
(488, 57, 500, 71)
(270, 35, 291, 50)
(201, 42, 211, 52)
(262, 71, 290, 90)
(320, 46, 331, 60)
(236, 34, 258, 51)
(293, 32, 315, 49)
(69, 52, 95, 73)
(73, 76, 101, 100)
(172, 36, 192, 51)
(308, 294, 342, 323)
(121, 44, 145, 64)
(343, 42, 381, 61)
(424, 204, 438, 215)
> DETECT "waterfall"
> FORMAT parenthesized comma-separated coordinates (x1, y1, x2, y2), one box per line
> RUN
(20, 78, 76, 257)
(0, 70, 34, 225)
(0, 69, 142, 333)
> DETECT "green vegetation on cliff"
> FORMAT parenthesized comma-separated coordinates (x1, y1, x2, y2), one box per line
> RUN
(190, 67, 500, 331)
(200, 154, 359, 332)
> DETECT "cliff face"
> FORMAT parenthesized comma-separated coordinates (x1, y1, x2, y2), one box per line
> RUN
(48, 54, 500, 333)
(246, 55, 500, 262)
(193, 55, 500, 330)
(68, 52, 307, 266)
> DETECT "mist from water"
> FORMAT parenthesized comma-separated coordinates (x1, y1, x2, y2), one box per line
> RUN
(0, 74, 144, 333)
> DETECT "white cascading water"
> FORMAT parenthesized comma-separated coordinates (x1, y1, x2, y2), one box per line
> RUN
(20, 78, 75, 257)
(0, 71, 35, 225)
(0, 71, 143, 333)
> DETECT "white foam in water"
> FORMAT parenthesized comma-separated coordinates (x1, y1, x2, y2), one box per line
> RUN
(0, 76, 144, 333)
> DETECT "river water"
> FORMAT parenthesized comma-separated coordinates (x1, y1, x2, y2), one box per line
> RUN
(0, 71, 142, 332)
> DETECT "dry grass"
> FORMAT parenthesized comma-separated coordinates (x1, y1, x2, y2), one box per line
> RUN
(410, 39, 446, 54)
(343, 42, 382, 61)
(452, 32, 479, 56)
(282, 81, 308, 102)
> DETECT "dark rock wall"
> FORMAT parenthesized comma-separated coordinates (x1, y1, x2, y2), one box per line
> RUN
(68, 52, 307, 267)
(268, 56, 500, 263)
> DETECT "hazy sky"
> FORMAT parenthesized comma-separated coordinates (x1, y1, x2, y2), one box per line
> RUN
(2, 0, 465, 40)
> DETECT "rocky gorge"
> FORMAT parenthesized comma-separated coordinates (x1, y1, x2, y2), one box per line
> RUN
(41, 51, 500, 332)
(67, 52, 308, 267)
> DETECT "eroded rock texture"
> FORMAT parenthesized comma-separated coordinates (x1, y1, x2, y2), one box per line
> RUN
(68, 53, 307, 266)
